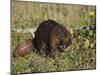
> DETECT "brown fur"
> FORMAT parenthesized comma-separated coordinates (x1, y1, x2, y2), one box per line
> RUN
(33, 19, 72, 57)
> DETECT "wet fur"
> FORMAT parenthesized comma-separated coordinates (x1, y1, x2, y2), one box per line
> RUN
(33, 19, 72, 57)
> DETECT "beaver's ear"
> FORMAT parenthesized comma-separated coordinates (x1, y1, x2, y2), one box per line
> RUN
(57, 29, 62, 33)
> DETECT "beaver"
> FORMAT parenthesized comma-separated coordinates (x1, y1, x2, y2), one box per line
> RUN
(33, 19, 72, 57)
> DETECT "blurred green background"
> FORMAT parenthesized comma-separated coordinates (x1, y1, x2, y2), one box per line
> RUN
(11, 0, 96, 74)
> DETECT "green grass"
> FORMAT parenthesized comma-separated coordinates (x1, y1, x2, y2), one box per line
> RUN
(11, 1, 96, 74)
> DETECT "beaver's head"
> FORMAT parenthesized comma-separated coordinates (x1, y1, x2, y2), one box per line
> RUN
(57, 28, 72, 51)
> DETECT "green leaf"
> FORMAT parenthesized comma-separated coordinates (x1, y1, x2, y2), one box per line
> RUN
(84, 39, 90, 48)
(89, 30, 93, 36)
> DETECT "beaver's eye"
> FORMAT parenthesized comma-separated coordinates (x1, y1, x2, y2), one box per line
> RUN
(59, 32, 65, 39)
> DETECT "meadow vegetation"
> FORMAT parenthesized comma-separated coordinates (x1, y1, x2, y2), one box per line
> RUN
(11, 1, 96, 74)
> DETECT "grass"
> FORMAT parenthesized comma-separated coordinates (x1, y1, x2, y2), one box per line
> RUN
(11, 1, 96, 74)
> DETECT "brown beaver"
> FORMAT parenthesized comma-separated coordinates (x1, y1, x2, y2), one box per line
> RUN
(33, 19, 72, 57)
